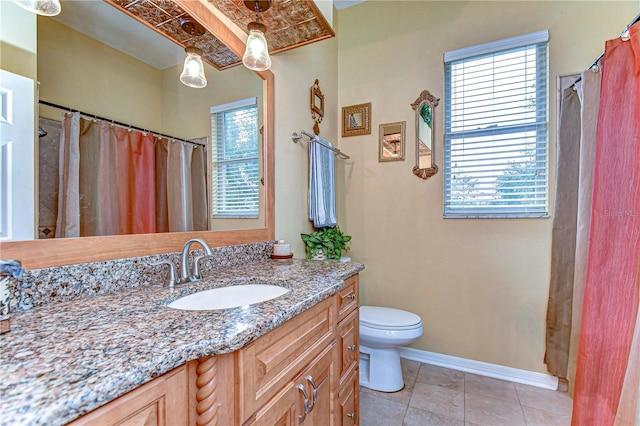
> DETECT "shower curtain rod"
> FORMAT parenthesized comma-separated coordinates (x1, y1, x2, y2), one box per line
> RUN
(291, 130, 350, 159)
(585, 12, 639, 71)
(38, 100, 206, 147)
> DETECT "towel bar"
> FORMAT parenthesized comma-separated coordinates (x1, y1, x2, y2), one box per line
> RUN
(292, 130, 350, 159)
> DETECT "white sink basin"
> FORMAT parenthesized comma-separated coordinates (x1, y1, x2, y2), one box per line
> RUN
(167, 284, 290, 311)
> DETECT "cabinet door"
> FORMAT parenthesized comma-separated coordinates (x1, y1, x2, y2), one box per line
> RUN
(299, 343, 335, 426)
(70, 366, 187, 426)
(337, 309, 359, 388)
(246, 383, 299, 426)
(238, 296, 336, 421)
(337, 369, 359, 426)
(248, 342, 336, 426)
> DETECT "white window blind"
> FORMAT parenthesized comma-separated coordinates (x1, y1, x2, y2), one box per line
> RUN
(443, 31, 549, 218)
(210, 98, 259, 218)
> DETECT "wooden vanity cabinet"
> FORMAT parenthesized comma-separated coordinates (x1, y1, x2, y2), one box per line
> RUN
(337, 369, 359, 426)
(247, 343, 335, 426)
(336, 275, 360, 425)
(237, 296, 336, 422)
(71, 274, 360, 426)
(70, 364, 188, 426)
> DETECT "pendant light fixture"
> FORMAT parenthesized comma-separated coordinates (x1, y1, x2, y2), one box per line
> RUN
(11, 0, 61, 16)
(242, 0, 272, 72)
(179, 17, 207, 89)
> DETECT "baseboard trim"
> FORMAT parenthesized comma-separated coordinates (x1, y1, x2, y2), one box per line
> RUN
(399, 347, 559, 390)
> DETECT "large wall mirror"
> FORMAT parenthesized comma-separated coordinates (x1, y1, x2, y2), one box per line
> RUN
(0, 0, 275, 268)
(411, 90, 439, 180)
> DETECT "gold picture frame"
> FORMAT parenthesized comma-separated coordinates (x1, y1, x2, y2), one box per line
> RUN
(378, 121, 406, 162)
(311, 79, 324, 118)
(342, 102, 371, 137)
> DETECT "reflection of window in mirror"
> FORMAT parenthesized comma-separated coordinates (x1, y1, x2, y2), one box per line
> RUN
(210, 97, 260, 224)
(417, 104, 433, 169)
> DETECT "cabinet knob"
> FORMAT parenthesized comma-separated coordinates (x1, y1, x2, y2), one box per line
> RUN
(347, 345, 357, 351)
(347, 412, 356, 420)
(346, 293, 356, 301)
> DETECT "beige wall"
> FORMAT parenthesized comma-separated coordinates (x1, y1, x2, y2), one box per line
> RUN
(0, 1, 37, 80)
(337, 1, 638, 373)
(271, 35, 340, 256)
(37, 18, 163, 130)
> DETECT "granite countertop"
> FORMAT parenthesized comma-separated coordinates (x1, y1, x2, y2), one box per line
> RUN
(0, 259, 364, 426)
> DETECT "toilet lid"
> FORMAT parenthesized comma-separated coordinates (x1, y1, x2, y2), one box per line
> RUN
(360, 306, 422, 330)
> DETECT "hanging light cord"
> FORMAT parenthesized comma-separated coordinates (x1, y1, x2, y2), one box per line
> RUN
(254, 1, 260, 23)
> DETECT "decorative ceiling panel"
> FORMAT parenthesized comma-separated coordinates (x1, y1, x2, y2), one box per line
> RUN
(103, 0, 334, 70)
(211, 0, 335, 53)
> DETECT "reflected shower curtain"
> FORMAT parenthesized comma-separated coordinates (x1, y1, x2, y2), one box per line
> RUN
(56, 115, 208, 237)
(56, 113, 123, 237)
(113, 127, 156, 235)
(573, 21, 640, 426)
(165, 140, 207, 233)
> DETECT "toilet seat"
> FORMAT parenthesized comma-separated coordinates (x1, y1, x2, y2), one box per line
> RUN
(360, 306, 422, 331)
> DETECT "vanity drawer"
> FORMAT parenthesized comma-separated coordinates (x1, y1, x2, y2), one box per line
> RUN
(338, 275, 359, 323)
(337, 308, 359, 387)
(238, 295, 337, 422)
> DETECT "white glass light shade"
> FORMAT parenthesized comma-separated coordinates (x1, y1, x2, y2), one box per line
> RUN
(11, 0, 61, 16)
(180, 47, 207, 89)
(243, 28, 271, 71)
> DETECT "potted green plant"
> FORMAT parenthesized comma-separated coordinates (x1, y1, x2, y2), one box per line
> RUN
(301, 226, 352, 260)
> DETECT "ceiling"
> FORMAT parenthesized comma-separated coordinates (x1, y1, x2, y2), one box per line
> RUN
(53, 0, 339, 71)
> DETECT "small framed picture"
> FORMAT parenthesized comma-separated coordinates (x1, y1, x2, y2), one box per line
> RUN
(342, 102, 371, 137)
(378, 121, 406, 162)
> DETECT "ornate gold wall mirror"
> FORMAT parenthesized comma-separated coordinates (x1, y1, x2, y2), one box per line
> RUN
(0, 0, 275, 268)
(310, 79, 324, 135)
(411, 90, 439, 179)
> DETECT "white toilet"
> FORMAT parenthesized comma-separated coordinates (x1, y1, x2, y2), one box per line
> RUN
(359, 306, 423, 392)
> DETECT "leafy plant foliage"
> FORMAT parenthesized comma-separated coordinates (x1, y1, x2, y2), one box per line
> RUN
(300, 226, 351, 260)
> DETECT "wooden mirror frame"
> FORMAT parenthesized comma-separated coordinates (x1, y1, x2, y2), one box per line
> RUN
(411, 90, 439, 180)
(0, 0, 275, 269)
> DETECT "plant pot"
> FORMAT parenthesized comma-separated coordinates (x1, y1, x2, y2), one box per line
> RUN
(310, 250, 326, 260)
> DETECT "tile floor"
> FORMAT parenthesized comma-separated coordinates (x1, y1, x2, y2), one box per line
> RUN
(360, 359, 573, 426)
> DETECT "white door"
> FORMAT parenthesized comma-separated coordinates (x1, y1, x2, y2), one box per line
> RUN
(0, 69, 35, 241)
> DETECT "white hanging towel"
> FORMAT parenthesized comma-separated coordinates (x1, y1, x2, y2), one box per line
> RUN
(308, 135, 337, 228)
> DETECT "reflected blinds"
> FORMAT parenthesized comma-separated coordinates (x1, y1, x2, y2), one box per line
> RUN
(444, 31, 549, 218)
(210, 98, 259, 218)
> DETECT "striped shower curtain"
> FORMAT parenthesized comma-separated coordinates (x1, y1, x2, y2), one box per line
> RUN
(56, 113, 207, 237)
(571, 21, 640, 426)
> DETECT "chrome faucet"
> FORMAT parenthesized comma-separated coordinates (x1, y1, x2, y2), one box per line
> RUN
(149, 238, 214, 288)
(179, 238, 214, 284)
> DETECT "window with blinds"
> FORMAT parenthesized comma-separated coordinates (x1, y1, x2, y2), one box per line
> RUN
(443, 31, 549, 218)
(210, 97, 259, 218)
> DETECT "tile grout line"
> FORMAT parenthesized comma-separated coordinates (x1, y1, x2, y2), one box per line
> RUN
(463, 372, 467, 424)
(514, 383, 529, 425)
